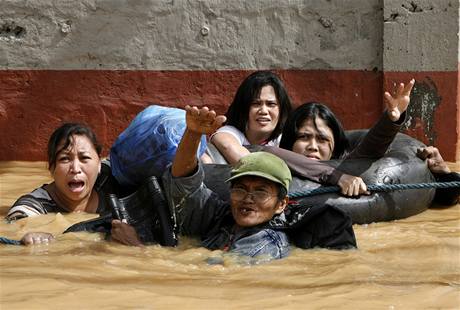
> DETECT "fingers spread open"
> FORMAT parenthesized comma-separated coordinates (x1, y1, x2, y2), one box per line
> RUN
(403, 79, 415, 95)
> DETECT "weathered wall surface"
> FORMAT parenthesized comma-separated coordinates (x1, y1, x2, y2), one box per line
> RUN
(383, 0, 459, 160)
(0, 0, 381, 70)
(0, 0, 458, 160)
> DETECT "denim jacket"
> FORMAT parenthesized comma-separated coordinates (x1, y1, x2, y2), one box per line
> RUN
(162, 163, 290, 261)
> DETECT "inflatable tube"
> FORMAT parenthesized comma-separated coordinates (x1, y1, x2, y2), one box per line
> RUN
(204, 130, 435, 224)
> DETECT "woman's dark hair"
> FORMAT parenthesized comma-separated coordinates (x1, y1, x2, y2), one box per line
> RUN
(48, 123, 102, 169)
(225, 71, 292, 142)
(279, 102, 349, 159)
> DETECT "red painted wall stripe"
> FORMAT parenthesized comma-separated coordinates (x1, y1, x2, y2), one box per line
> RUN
(0, 69, 457, 161)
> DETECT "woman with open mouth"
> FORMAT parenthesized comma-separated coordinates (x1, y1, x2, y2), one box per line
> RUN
(6, 123, 113, 245)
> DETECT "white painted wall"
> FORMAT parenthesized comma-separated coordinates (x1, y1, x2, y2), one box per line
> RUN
(1, 0, 382, 70)
(383, 0, 459, 71)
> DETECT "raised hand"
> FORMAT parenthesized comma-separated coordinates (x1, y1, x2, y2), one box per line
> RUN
(337, 174, 369, 197)
(185, 105, 226, 135)
(384, 79, 415, 122)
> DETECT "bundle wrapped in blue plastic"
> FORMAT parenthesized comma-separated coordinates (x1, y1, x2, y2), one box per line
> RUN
(110, 105, 207, 186)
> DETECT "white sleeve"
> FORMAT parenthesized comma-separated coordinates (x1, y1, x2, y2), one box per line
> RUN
(210, 125, 249, 145)
(266, 135, 282, 147)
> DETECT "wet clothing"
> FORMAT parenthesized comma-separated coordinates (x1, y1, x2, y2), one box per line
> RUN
(432, 171, 460, 206)
(263, 111, 407, 185)
(162, 163, 289, 259)
(162, 163, 356, 261)
(6, 163, 114, 222)
(265, 111, 459, 207)
(211, 125, 281, 146)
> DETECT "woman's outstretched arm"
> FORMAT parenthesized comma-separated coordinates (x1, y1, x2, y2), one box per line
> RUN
(347, 79, 415, 159)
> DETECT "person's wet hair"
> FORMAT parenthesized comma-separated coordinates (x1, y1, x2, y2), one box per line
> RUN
(47, 123, 102, 170)
(276, 185, 287, 201)
(225, 70, 292, 142)
(279, 102, 349, 159)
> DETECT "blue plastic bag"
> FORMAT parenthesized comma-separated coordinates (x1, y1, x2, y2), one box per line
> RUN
(110, 105, 207, 186)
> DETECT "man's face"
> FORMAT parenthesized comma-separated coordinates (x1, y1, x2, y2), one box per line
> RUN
(230, 176, 287, 227)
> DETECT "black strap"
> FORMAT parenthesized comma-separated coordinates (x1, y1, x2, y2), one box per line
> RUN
(64, 176, 178, 247)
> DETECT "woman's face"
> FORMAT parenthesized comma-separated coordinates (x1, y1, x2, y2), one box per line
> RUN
(292, 116, 335, 160)
(50, 134, 101, 203)
(246, 85, 280, 143)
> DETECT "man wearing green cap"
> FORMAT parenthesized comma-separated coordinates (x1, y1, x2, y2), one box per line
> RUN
(157, 105, 292, 260)
(165, 105, 357, 259)
(112, 105, 356, 260)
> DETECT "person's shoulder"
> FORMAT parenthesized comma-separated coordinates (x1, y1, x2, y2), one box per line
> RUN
(249, 228, 290, 259)
(216, 125, 240, 133)
(17, 185, 52, 202)
(94, 160, 120, 194)
(6, 185, 55, 221)
(212, 125, 246, 143)
(266, 135, 282, 147)
(212, 125, 244, 139)
(233, 227, 289, 257)
(258, 228, 289, 245)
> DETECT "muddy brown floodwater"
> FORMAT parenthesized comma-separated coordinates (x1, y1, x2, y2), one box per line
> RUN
(1, 161, 459, 309)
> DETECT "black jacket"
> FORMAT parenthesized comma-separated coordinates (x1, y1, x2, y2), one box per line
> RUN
(270, 202, 357, 249)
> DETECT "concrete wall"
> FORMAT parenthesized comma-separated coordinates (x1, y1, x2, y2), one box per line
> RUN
(0, 0, 381, 70)
(0, 0, 458, 161)
(383, 0, 459, 160)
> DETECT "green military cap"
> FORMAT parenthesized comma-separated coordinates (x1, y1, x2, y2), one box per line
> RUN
(226, 152, 291, 191)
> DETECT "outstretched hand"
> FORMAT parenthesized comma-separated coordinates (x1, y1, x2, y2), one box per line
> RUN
(185, 105, 226, 135)
(337, 174, 370, 197)
(417, 146, 451, 174)
(384, 79, 415, 122)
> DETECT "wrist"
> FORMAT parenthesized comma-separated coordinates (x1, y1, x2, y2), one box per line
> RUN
(184, 128, 203, 139)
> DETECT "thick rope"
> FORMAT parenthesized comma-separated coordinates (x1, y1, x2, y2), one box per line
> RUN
(2, 181, 460, 245)
(0, 236, 21, 245)
(288, 181, 460, 199)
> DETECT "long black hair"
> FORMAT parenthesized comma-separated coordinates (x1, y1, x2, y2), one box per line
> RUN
(279, 102, 349, 159)
(47, 123, 102, 170)
(225, 71, 292, 142)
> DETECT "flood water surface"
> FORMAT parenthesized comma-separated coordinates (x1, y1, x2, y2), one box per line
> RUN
(1, 161, 459, 309)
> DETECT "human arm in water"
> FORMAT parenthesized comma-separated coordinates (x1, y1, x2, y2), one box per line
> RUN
(110, 219, 144, 247)
(417, 146, 460, 205)
(20, 232, 55, 245)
